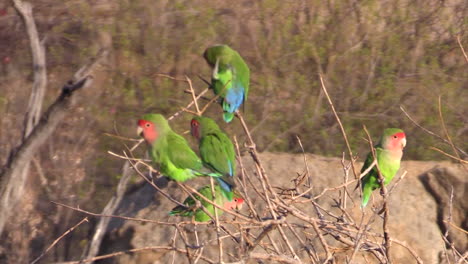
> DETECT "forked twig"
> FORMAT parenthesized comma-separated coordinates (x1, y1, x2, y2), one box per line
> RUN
(400, 105, 467, 157)
(31, 218, 89, 264)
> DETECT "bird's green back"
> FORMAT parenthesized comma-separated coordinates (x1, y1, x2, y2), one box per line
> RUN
(195, 116, 236, 176)
(144, 114, 203, 182)
(169, 185, 228, 222)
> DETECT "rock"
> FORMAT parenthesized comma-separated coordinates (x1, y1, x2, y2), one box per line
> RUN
(419, 166, 468, 259)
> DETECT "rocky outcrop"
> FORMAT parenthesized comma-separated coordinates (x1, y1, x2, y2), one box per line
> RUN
(419, 166, 467, 256)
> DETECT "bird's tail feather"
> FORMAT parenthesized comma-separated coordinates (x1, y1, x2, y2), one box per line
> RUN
(361, 186, 372, 208)
(223, 112, 234, 123)
(216, 177, 234, 201)
(169, 205, 188, 216)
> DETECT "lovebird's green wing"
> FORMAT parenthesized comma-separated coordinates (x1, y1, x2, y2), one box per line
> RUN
(360, 149, 380, 207)
(163, 132, 203, 181)
(200, 132, 236, 177)
(169, 185, 227, 222)
(199, 132, 236, 200)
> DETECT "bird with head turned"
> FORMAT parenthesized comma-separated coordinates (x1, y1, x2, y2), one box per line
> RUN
(359, 128, 407, 207)
(203, 44, 250, 123)
(190, 116, 237, 200)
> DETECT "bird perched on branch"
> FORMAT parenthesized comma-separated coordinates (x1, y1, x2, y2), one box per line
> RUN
(359, 128, 407, 207)
(191, 116, 236, 199)
(137, 114, 222, 182)
(169, 184, 244, 222)
(203, 44, 250, 123)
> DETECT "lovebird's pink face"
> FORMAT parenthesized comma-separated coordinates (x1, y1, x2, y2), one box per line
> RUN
(387, 132, 406, 151)
(137, 119, 158, 144)
(224, 197, 244, 211)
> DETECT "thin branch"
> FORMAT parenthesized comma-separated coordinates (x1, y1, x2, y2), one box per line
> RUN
(319, 75, 359, 180)
(56, 246, 215, 264)
(437, 96, 467, 171)
(209, 177, 223, 263)
(362, 125, 391, 263)
(31, 217, 89, 264)
(429, 147, 468, 164)
(185, 75, 201, 115)
(456, 35, 468, 63)
(444, 221, 468, 235)
(51, 201, 194, 226)
(400, 105, 467, 157)
(168, 89, 209, 121)
(83, 160, 133, 260)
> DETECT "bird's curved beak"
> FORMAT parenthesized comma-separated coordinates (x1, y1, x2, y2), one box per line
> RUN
(137, 126, 143, 137)
(212, 57, 220, 80)
(401, 138, 407, 148)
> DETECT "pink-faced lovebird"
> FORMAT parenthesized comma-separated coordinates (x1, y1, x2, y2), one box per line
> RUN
(360, 128, 407, 207)
(191, 116, 236, 199)
(137, 114, 222, 182)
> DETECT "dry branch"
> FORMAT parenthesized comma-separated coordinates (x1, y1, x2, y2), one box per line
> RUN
(83, 161, 133, 260)
(31, 217, 89, 264)
(400, 105, 467, 158)
(362, 126, 392, 263)
(0, 49, 105, 236)
(0, 0, 47, 237)
(319, 74, 359, 180)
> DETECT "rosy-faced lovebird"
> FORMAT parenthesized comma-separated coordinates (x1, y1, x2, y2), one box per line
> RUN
(203, 44, 250, 123)
(137, 114, 217, 182)
(360, 128, 407, 207)
(191, 116, 236, 199)
(169, 185, 244, 222)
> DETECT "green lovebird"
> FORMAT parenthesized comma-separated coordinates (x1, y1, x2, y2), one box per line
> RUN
(137, 114, 220, 182)
(190, 116, 237, 199)
(169, 185, 244, 222)
(360, 128, 407, 207)
(203, 44, 250, 123)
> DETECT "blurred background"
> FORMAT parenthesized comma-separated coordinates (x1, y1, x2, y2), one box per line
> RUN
(0, 0, 466, 262)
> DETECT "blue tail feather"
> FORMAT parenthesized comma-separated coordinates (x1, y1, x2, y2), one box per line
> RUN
(216, 177, 232, 193)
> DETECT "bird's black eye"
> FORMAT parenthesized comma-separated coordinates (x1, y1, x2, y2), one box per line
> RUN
(145, 123, 150, 128)
(234, 198, 238, 202)
(393, 135, 398, 139)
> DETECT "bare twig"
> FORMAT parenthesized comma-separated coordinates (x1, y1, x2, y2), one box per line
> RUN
(319, 74, 359, 179)
(56, 246, 215, 264)
(444, 221, 468, 235)
(457, 35, 468, 63)
(83, 161, 133, 260)
(31, 217, 89, 264)
(437, 96, 467, 171)
(185, 75, 201, 115)
(429, 147, 468, 164)
(400, 105, 467, 157)
(362, 126, 391, 263)
(51, 201, 193, 225)
(209, 177, 224, 263)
